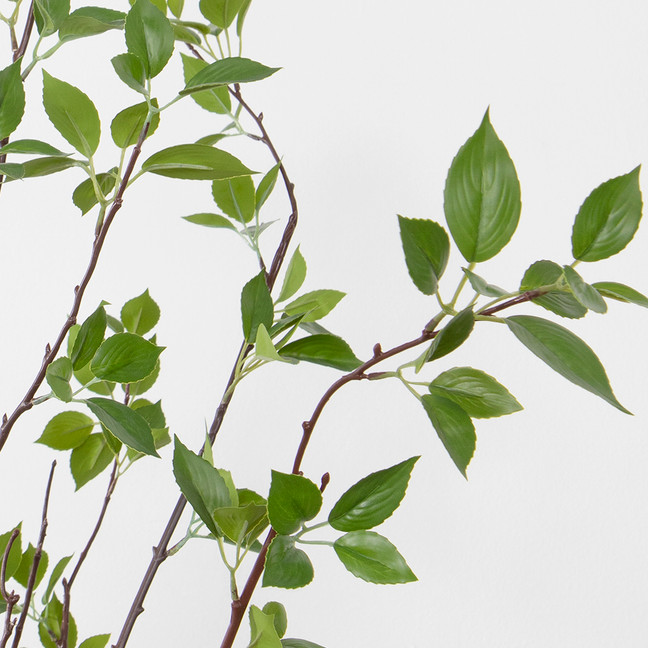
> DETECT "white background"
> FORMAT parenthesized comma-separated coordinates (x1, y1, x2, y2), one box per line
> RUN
(1, 1, 648, 646)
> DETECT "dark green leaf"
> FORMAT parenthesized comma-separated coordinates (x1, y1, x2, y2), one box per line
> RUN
(212, 175, 255, 223)
(262, 535, 314, 589)
(13, 544, 48, 588)
(333, 531, 416, 584)
(463, 268, 507, 297)
(41, 555, 73, 604)
(444, 109, 521, 262)
(85, 398, 158, 456)
(593, 281, 648, 308)
(279, 334, 362, 371)
(120, 289, 160, 335)
(42, 71, 100, 157)
(20, 156, 79, 178)
(277, 247, 307, 303)
(127, 358, 160, 396)
(45, 357, 73, 402)
(71, 305, 107, 370)
(281, 640, 326, 648)
(181, 57, 280, 95)
(37, 411, 94, 450)
(111, 53, 147, 94)
(142, 143, 255, 180)
(110, 99, 160, 148)
(262, 602, 287, 639)
(506, 315, 630, 413)
(70, 433, 114, 489)
(398, 215, 450, 295)
(0, 527, 22, 581)
(429, 367, 522, 419)
(329, 457, 419, 531)
(125, 0, 175, 78)
(241, 271, 273, 341)
(572, 167, 643, 262)
(0, 139, 68, 156)
(425, 308, 474, 363)
(283, 290, 344, 322)
(59, 7, 125, 41)
(78, 635, 111, 648)
(199, 0, 246, 28)
(181, 53, 231, 114)
(172, 436, 231, 535)
(34, 0, 70, 36)
(256, 163, 280, 212)
(72, 170, 117, 215)
(267, 471, 322, 535)
(0, 61, 25, 140)
(130, 399, 165, 429)
(248, 605, 283, 648)
(563, 265, 606, 313)
(182, 212, 237, 230)
(91, 333, 163, 383)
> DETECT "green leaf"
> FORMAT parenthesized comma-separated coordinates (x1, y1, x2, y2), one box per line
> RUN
(39, 594, 77, 648)
(180, 53, 231, 114)
(168, 0, 184, 18)
(328, 457, 419, 532)
(398, 216, 450, 295)
(421, 393, 475, 477)
(42, 71, 100, 157)
(593, 281, 648, 308)
(262, 602, 287, 639)
(241, 271, 273, 341)
(142, 143, 255, 180)
(0, 61, 25, 140)
(429, 367, 522, 419)
(281, 641, 326, 648)
(127, 358, 160, 396)
(425, 308, 474, 363)
(195, 133, 230, 146)
(562, 265, 607, 314)
(248, 605, 283, 648)
(13, 543, 48, 588)
(111, 99, 160, 148)
(212, 175, 256, 223)
(0, 139, 68, 156)
(181, 57, 280, 95)
(120, 290, 160, 335)
(0, 163, 24, 179)
(111, 53, 147, 94)
(34, 0, 70, 36)
(85, 398, 158, 456)
(41, 555, 73, 604)
(444, 109, 521, 262)
(125, 0, 175, 78)
(172, 22, 201, 44)
(267, 471, 322, 535)
(78, 635, 111, 648)
(45, 356, 73, 402)
(572, 167, 643, 262)
(463, 268, 507, 298)
(91, 333, 163, 383)
(277, 247, 307, 303)
(70, 433, 114, 489)
(199, 0, 246, 28)
(213, 503, 268, 545)
(333, 531, 416, 584)
(256, 163, 281, 212)
(20, 156, 78, 178)
(506, 315, 630, 413)
(262, 535, 314, 589)
(255, 324, 296, 363)
(72, 170, 117, 215)
(59, 7, 125, 41)
(37, 411, 94, 450)
(183, 212, 237, 230)
(283, 290, 344, 322)
(71, 305, 107, 370)
(172, 436, 231, 535)
(0, 527, 22, 582)
(130, 399, 166, 429)
(236, 0, 252, 37)
(279, 334, 362, 371)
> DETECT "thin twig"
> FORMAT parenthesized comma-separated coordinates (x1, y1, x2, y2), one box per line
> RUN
(11, 460, 56, 648)
(59, 579, 70, 648)
(0, 529, 20, 648)
(0, 122, 151, 455)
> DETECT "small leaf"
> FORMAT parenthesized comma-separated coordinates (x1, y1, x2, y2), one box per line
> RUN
(121, 289, 161, 335)
(91, 333, 163, 383)
(0, 61, 25, 140)
(248, 605, 282, 648)
(506, 315, 630, 413)
(463, 268, 508, 298)
(267, 471, 322, 535)
(111, 99, 160, 148)
(572, 167, 643, 262)
(42, 71, 100, 157)
(59, 7, 125, 40)
(13, 543, 49, 588)
(262, 535, 314, 589)
(71, 305, 107, 370)
(111, 53, 147, 94)
(241, 271, 273, 341)
(279, 334, 362, 371)
(328, 457, 419, 531)
(256, 163, 281, 212)
(283, 290, 344, 322)
(255, 324, 296, 363)
(172, 22, 201, 44)
(236, 0, 252, 37)
(444, 109, 521, 262)
(281, 641, 326, 648)
(213, 503, 268, 545)
(593, 281, 648, 308)
(37, 411, 95, 450)
(0, 527, 22, 581)
(34, 0, 70, 35)
(85, 398, 158, 456)
(142, 143, 255, 180)
(172, 436, 231, 536)
(45, 357, 73, 402)
(421, 393, 475, 477)
(333, 531, 416, 584)
(78, 635, 111, 648)
(563, 265, 607, 314)
(277, 247, 307, 303)
(424, 308, 474, 363)
(70, 434, 114, 489)
(72, 170, 117, 215)
(125, 0, 175, 78)
(212, 175, 256, 223)
(42, 555, 73, 604)
(0, 139, 68, 156)
(429, 367, 522, 419)
(168, 0, 184, 18)
(199, 0, 246, 28)
(127, 358, 160, 396)
(183, 212, 237, 230)
(39, 594, 77, 648)
(262, 602, 287, 639)
(180, 53, 231, 114)
(181, 57, 280, 95)
(398, 215, 450, 295)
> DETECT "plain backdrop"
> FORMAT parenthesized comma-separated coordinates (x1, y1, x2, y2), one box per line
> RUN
(1, 1, 648, 647)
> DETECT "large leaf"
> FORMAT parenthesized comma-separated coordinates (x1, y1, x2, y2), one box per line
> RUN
(267, 471, 322, 535)
(429, 367, 522, 419)
(70, 434, 114, 490)
(180, 53, 231, 114)
(91, 333, 163, 383)
(85, 398, 158, 456)
(328, 457, 419, 531)
(506, 315, 630, 413)
(279, 334, 362, 371)
(181, 57, 280, 95)
(572, 167, 642, 262)
(142, 143, 255, 180)
(444, 109, 521, 262)
(262, 535, 314, 589)
(333, 531, 416, 584)
(42, 71, 100, 157)
(398, 216, 450, 295)
(59, 7, 125, 40)
(421, 393, 475, 477)
(241, 271, 273, 341)
(593, 281, 648, 308)
(37, 411, 94, 450)
(71, 304, 107, 370)
(0, 61, 25, 140)
(120, 289, 160, 335)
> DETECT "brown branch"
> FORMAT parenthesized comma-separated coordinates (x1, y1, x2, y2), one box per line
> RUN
(0, 122, 151, 455)
(58, 579, 70, 648)
(0, 529, 20, 648)
(10, 460, 56, 648)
